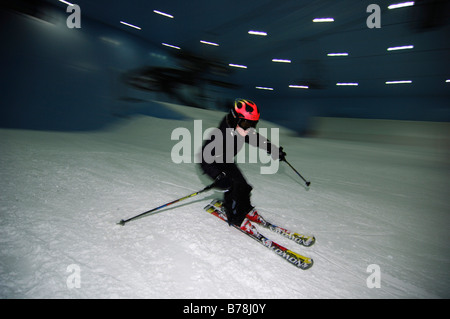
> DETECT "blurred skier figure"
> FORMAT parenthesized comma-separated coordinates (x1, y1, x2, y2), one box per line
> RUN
(200, 98, 286, 231)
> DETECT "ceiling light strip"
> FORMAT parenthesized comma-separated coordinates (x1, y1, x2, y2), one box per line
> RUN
(388, 2, 415, 9)
(336, 82, 359, 86)
(162, 43, 181, 50)
(200, 40, 219, 46)
(255, 86, 274, 91)
(228, 64, 247, 69)
(289, 85, 309, 89)
(153, 10, 174, 18)
(313, 18, 334, 22)
(272, 59, 291, 63)
(327, 53, 349, 56)
(120, 21, 141, 30)
(387, 45, 414, 51)
(385, 80, 412, 84)
(59, 0, 74, 6)
(248, 30, 268, 36)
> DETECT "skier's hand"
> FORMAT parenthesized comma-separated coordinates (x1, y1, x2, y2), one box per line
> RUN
(213, 172, 232, 190)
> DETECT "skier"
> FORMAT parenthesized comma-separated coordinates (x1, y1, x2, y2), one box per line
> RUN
(200, 98, 286, 232)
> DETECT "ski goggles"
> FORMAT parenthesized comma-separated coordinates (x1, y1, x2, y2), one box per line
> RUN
(237, 118, 258, 130)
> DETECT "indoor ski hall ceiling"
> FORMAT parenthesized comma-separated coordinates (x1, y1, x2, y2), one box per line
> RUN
(50, 0, 449, 99)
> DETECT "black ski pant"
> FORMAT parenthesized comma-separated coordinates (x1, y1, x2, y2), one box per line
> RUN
(201, 162, 253, 226)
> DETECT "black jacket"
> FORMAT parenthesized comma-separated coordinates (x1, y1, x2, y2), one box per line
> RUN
(200, 114, 279, 179)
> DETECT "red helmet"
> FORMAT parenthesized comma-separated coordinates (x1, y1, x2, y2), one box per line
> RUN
(232, 99, 260, 121)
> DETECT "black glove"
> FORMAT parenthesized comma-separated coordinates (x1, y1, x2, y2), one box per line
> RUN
(213, 172, 232, 190)
(278, 147, 287, 161)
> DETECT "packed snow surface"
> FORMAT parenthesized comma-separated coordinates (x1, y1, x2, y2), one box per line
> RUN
(1, 102, 449, 298)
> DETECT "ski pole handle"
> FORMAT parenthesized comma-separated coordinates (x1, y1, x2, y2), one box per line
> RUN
(283, 159, 311, 187)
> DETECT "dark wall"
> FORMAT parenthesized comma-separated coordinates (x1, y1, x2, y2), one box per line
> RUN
(259, 96, 450, 134)
(0, 3, 179, 131)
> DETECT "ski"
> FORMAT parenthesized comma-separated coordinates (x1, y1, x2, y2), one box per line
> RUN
(204, 203, 314, 270)
(210, 200, 315, 247)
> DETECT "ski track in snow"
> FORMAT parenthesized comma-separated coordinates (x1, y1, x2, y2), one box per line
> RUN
(1, 102, 449, 298)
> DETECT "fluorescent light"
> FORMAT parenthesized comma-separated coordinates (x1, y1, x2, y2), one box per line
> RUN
(255, 86, 274, 91)
(388, 2, 415, 9)
(327, 53, 349, 57)
(336, 82, 359, 86)
(228, 64, 247, 69)
(387, 45, 414, 51)
(153, 10, 174, 18)
(248, 30, 267, 36)
(385, 80, 412, 84)
(120, 21, 141, 30)
(272, 59, 291, 63)
(162, 43, 181, 50)
(313, 18, 334, 22)
(289, 85, 309, 89)
(446, 79, 450, 83)
(59, 0, 74, 5)
(200, 40, 219, 47)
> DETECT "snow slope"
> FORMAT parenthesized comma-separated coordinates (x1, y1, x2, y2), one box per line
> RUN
(1, 102, 449, 298)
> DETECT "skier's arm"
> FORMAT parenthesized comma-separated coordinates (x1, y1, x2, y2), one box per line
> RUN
(247, 129, 286, 161)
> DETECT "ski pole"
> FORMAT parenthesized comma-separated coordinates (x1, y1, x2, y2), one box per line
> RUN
(283, 159, 311, 187)
(117, 182, 216, 226)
